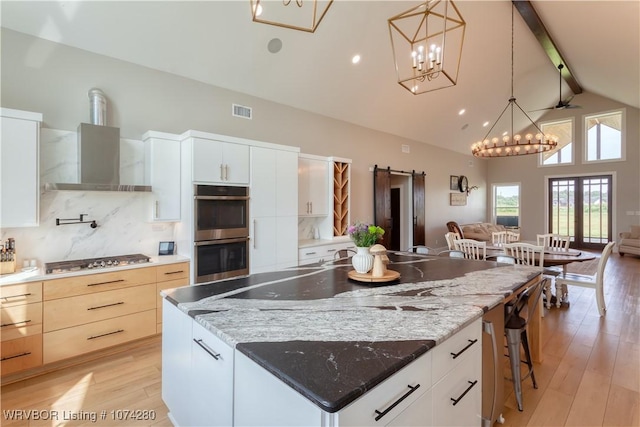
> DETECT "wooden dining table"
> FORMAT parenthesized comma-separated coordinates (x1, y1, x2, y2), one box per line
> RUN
(486, 243, 596, 275)
(486, 243, 597, 309)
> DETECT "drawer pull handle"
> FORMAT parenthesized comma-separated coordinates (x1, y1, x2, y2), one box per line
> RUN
(87, 279, 125, 287)
(193, 338, 221, 360)
(87, 329, 124, 340)
(87, 301, 124, 311)
(450, 339, 478, 359)
(164, 270, 184, 275)
(374, 384, 420, 421)
(305, 252, 317, 255)
(450, 380, 478, 406)
(1, 351, 32, 361)
(1, 319, 31, 327)
(326, 249, 336, 252)
(1, 293, 32, 300)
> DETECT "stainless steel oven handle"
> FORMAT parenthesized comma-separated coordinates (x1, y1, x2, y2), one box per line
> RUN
(194, 195, 250, 201)
(194, 237, 250, 246)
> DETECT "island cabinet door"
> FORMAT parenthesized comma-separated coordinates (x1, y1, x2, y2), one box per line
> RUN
(337, 350, 432, 426)
(161, 300, 192, 427)
(190, 321, 234, 427)
(234, 351, 323, 426)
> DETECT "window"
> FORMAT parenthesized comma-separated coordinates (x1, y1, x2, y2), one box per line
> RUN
(540, 118, 573, 166)
(493, 184, 520, 227)
(584, 110, 624, 162)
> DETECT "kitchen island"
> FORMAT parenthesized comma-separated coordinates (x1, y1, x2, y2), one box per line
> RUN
(162, 253, 541, 426)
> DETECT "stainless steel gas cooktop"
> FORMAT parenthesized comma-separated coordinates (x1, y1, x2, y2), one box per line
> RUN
(44, 253, 151, 274)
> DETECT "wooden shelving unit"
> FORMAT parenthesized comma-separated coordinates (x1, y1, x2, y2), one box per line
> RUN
(333, 162, 350, 236)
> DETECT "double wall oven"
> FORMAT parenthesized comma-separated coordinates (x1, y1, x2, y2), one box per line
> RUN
(193, 185, 249, 283)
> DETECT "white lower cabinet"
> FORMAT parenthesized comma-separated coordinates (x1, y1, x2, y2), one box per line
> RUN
(298, 241, 356, 265)
(337, 351, 432, 426)
(161, 300, 192, 427)
(162, 301, 234, 427)
(234, 351, 323, 426)
(191, 321, 234, 427)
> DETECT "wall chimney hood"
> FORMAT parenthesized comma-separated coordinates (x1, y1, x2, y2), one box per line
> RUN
(45, 89, 151, 192)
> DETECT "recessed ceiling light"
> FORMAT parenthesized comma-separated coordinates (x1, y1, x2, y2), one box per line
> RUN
(483, 121, 490, 127)
(352, 55, 361, 64)
(458, 109, 466, 115)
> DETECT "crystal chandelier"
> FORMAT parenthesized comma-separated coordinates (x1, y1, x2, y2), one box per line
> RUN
(388, 0, 466, 95)
(250, 0, 333, 33)
(471, 5, 557, 158)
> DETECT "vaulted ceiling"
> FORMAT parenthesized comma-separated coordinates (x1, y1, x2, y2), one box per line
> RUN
(2, 1, 638, 155)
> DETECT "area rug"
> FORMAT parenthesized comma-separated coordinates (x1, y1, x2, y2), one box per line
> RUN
(564, 255, 600, 276)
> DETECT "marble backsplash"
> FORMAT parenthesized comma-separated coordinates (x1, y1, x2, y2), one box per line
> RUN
(0, 128, 175, 267)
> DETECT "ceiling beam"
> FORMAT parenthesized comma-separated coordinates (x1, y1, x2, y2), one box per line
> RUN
(513, 0, 583, 95)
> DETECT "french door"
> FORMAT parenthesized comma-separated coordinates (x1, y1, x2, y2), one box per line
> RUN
(548, 175, 612, 249)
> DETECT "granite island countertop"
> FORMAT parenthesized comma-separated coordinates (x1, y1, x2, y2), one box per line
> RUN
(163, 252, 540, 413)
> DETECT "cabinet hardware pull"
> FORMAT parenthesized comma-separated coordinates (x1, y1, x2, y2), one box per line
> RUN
(87, 301, 124, 311)
(164, 270, 184, 275)
(193, 338, 221, 360)
(220, 164, 224, 181)
(225, 165, 229, 181)
(87, 279, 125, 287)
(305, 252, 317, 255)
(1, 293, 32, 300)
(87, 329, 124, 340)
(155, 200, 159, 219)
(1, 319, 31, 327)
(374, 384, 420, 421)
(253, 219, 257, 249)
(1, 351, 31, 361)
(326, 249, 336, 252)
(450, 339, 478, 359)
(450, 380, 478, 406)
(310, 201, 313, 214)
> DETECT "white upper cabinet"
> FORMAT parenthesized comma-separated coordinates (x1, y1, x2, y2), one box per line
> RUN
(192, 137, 249, 185)
(1, 108, 42, 228)
(250, 146, 299, 273)
(144, 131, 181, 221)
(298, 155, 329, 216)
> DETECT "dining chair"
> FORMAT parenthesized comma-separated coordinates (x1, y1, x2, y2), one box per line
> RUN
(503, 243, 545, 267)
(503, 242, 551, 308)
(444, 232, 460, 250)
(405, 245, 434, 255)
(453, 239, 486, 260)
(536, 233, 570, 249)
(555, 241, 615, 316)
(504, 277, 547, 411)
(492, 231, 508, 244)
(506, 230, 520, 242)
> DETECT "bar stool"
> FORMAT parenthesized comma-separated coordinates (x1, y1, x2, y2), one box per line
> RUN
(504, 277, 547, 411)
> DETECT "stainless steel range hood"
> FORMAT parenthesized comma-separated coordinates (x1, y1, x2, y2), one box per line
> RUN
(45, 89, 151, 192)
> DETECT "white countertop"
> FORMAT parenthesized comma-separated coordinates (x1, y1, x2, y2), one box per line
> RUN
(298, 236, 351, 248)
(0, 255, 190, 286)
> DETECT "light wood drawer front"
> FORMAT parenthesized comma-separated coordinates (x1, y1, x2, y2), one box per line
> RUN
(157, 262, 189, 282)
(1, 334, 42, 376)
(44, 283, 156, 332)
(44, 267, 156, 300)
(156, 278, 189, 324)
(1, 303, 43, 340)
(43, 310, 156, 364)
(0, 282, 43, 307)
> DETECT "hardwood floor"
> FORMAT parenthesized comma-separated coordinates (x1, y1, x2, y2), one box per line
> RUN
(1, 252, 638, 426)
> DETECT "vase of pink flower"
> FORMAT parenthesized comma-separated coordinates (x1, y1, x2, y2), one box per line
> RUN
(347, 223, 384, 273)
